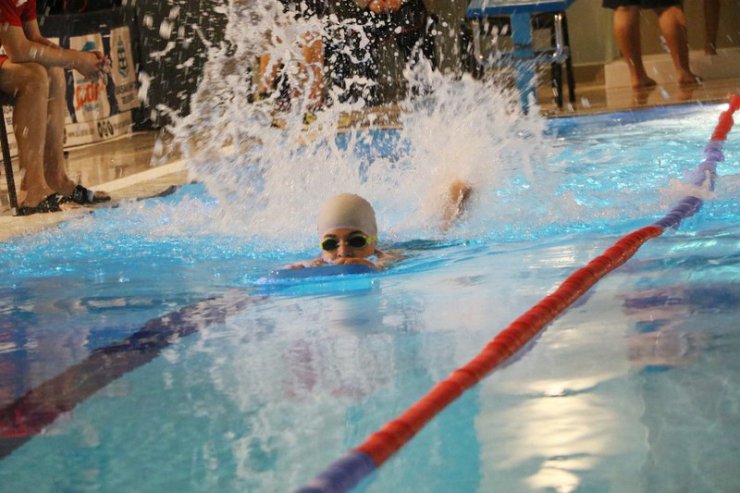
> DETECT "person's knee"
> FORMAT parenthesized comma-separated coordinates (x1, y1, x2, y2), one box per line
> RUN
(17, 63, 50, 95)
(655, 5, 683, 17)
(47, 66, 65, 84)
(46, 67, 66, 94)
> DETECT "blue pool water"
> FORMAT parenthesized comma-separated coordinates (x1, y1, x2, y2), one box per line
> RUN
(1, 103, 739, 492)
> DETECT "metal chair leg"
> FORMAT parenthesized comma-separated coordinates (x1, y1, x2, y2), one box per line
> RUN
(0, 105, 18, 215)
(550, 13, 563, 108)
(561, 12, 576, 104)
(552, 61, 563, 108)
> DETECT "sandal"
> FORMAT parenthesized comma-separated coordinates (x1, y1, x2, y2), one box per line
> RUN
(62, 185, 111, 205)
(16, 194, 63, 216)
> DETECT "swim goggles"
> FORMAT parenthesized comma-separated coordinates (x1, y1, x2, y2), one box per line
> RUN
(321, 233, 375, 251)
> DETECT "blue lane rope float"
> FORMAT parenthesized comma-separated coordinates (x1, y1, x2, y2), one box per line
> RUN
(297, 95, 740, 493)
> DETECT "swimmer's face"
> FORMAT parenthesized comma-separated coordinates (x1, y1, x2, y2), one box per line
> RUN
(320, 228, 376, 262)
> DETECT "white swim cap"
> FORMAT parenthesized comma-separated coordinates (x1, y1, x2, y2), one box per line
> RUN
(317, 193, 378, 239)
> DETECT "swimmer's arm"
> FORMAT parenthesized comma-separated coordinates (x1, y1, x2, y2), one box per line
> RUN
(441, 180, 473, 232)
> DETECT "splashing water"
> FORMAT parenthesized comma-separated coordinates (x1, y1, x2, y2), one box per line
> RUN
(163, 0, 558, 250)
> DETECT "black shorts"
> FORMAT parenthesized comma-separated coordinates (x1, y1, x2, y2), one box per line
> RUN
(602, 0, 681, 8)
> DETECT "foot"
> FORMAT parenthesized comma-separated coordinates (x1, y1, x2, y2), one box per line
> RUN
(62, 184, 111, 205)
(16, 193, 64, 216)
(632, 86, 657, 105)
(631, 76, 657, 90)
(677, 71, 703, 86)
(18, 187, 57, 210)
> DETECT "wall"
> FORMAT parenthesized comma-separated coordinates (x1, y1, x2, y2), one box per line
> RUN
(563, 1, 618, 65)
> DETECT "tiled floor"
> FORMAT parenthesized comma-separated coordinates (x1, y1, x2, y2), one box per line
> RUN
(1, 75, 738, 241)
(0, 132, 186, 240)
(537, 76, 740, 116)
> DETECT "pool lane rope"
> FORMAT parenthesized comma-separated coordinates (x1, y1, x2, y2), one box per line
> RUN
(297, 95, 740, 493)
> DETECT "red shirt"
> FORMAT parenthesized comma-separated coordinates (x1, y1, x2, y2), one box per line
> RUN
(0, 0, 37, 27)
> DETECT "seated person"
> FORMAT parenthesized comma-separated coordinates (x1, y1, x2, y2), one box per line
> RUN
(256, 0, 324, 112)
(288, 181, 471, 270)
(0, 0, 111, 216)
(257, 30, 324, 112)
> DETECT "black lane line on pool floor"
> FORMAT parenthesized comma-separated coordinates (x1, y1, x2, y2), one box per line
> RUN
(0, 290, 265, 460)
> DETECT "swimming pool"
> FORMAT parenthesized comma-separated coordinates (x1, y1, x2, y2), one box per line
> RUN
(1, 102, 739, 492)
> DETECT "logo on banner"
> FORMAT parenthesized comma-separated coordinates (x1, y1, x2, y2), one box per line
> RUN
(116, 36, 129, 78)
(74, 43, 104, 112)
(110, 27, 138, 112)
(70, 33, 111, 123)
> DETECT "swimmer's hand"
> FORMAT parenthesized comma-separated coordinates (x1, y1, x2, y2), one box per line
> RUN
(285, 258, 378, 269)
(333, 258, 378, 268)
(286, 258, 326, 269)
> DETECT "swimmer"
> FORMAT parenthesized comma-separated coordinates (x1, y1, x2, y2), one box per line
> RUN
(287, 181, 471, 270)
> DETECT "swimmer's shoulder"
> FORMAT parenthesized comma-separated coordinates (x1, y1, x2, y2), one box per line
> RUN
(374, 248, 406, 269)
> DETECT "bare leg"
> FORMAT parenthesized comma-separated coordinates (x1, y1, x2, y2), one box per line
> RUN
(703, 0, 720, 55)
(0, 62, 56, 207)
(43, 67, 76, 196)
(257, 53, 280, 95)
(655, 6, 701, 85)
(300, 32, 324, 110)
(44, 66, 109, 202)
(612, 6, 656, 89)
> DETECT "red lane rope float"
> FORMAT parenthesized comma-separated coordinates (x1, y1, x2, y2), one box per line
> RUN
(297, 95, 739, 493)
(357, 225, 662, 463)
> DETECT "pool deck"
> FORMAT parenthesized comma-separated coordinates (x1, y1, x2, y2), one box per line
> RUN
(1, 76, 738, 242)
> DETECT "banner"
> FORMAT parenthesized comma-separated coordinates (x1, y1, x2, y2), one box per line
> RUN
(69, 33, 111, 123)
(110, 26, 139, 112)
(63, 111, 133, 148)
(2, 105, 17, 158)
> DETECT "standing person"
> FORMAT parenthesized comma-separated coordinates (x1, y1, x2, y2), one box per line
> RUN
(603, 0, 701, 88)
(0, 0, 111, 216)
